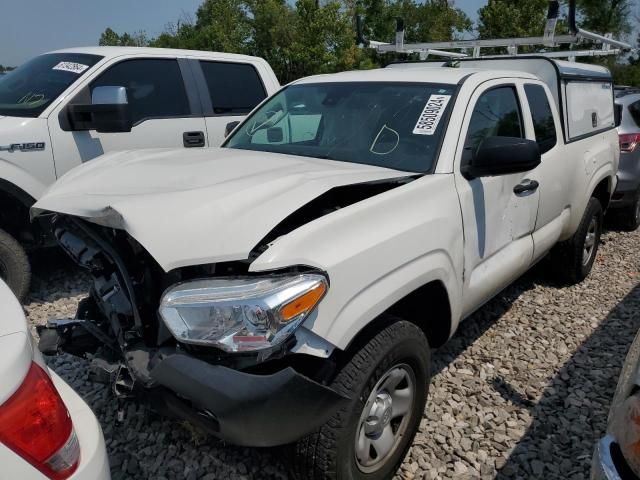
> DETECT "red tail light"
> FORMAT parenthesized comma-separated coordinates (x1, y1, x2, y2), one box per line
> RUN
(0, 363, 80, 479)
(619, 133, 640, 153)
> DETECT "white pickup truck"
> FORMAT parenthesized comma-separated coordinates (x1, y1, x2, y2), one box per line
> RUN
(34, 58, 618, 479)
(0, 47, 279, 299)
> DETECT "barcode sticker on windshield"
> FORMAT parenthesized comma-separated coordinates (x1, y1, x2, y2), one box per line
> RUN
(52, 62, 90, 74)
(413, 95, 451, 135)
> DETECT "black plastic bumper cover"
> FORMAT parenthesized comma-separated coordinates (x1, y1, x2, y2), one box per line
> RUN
(150, 354, 349, 447)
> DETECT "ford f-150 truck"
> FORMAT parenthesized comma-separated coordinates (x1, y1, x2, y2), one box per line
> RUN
(0, 47, 279, 300)
(33, 58, 618, 479)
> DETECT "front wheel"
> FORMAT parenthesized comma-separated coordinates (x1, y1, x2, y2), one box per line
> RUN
(288, 319, 430, 480)
(550, 197, 603, 285)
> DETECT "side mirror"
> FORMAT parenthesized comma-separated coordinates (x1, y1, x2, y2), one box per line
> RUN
(462, 137, 541, 179)
(225, 121, 241, 137)
(68, 86, 132, 133)
(614, 103, 623, 128)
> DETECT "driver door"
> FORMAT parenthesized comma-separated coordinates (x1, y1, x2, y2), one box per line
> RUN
(48, 57, 207, 177)
(454, 82, 541, 316)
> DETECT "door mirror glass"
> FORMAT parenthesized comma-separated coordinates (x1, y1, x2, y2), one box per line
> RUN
(91, 85, 128, 105)
(462, 136, 541, 179)
(68, 86, 132, 133)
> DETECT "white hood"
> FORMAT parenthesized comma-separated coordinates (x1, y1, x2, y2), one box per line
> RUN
(33, 148, 410, 271)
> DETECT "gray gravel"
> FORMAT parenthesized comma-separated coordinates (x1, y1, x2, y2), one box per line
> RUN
(24, 226, 640, 479)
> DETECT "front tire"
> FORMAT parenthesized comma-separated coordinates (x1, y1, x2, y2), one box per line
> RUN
(550, 197, 603, 285)
(0, 228, 31, 302)
(288, 319, 430, 480)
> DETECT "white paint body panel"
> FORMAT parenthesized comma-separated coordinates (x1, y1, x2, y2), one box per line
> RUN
(0, 47, 280, 204)
(0, 281, 110, 479)
(33, 147, 410, 271)
(34, 65, 619, 352)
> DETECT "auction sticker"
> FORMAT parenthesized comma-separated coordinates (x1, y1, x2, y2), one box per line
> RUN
(52, 62, 90, 74)
(413, 95, 451, 135)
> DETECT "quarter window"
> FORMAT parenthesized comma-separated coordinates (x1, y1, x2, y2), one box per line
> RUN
(465, 86, 523, 151)
(524, 84, 557, 154)
(91, 59, 190, 124)
(199, 61, 267, 115)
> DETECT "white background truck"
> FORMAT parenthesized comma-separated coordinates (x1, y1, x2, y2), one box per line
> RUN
(0, 47, 279, 300)
(34, 58, 618, 479)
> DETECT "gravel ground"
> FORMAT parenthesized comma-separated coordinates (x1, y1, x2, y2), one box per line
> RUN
(24, 226, 640, 480)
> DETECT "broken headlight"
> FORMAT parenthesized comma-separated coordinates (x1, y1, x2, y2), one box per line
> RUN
(159, 274, 327, 352)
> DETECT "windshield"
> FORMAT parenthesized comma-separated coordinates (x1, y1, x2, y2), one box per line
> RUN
(225, 82, 456, 173)
(0, 53, 102, 117)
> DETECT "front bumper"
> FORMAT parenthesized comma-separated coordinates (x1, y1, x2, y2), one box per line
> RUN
(150, 354, 349, 447)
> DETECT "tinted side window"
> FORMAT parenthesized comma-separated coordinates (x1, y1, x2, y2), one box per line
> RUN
(524, 84, 557, 154)
(92, 59, 190, 124)
(465, 86, 523, 151)
(200, 61, 267, 115)
(628, 100, 640, 128)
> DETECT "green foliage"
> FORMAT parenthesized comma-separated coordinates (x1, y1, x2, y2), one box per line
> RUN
(99, 27, 148, 47)
(96, 0, 637, 85)
(478, 0, 550, 38)
(575, 0, 632, 36)
(97, 0, 470, 82)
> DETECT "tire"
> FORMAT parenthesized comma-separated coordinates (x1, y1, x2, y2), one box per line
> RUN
(288, 319, 430, 480)
(617, 189, 640, 232)
(0, 228, 31, 302)
(550, 197, 603, 285)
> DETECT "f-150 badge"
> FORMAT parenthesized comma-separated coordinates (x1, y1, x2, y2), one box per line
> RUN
(0, 142, 45, 152)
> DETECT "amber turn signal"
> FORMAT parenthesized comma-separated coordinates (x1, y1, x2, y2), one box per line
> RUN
(280, 281, 327, 322)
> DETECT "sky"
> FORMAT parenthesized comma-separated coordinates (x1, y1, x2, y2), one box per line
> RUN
(0, 0, 485, 67)
(2, 0, 637, 66)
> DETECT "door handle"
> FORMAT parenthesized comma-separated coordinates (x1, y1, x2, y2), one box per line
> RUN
(513, 179, 539, 195)
(183, 131, 205, 148)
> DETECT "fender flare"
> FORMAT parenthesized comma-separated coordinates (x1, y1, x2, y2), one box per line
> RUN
(564, 166, 614, 238)
(322, 249, 462, 350)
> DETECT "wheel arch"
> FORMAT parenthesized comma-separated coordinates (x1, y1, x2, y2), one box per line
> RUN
(339, 279, 454, 358)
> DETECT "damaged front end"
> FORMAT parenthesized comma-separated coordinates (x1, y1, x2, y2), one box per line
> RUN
(37, 215, 347, 447)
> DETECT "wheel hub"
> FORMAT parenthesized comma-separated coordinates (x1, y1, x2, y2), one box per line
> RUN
(363, 393, 393, 436)
(355, 364, 416, 473)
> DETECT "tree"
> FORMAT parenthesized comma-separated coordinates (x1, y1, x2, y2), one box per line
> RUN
(477, 0, 550, 39)
(99, 27, 148, 47)
(575, 0, 632, 36)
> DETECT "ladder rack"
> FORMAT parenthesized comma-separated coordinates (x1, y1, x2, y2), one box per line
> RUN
(357, 0, 633, 61)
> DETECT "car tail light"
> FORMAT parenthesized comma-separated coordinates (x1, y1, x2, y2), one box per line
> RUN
(0, 363, 80, 479)
(619, 133, 640, 153)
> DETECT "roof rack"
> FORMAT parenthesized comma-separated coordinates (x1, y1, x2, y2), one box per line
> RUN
(356, 0, 632, 61)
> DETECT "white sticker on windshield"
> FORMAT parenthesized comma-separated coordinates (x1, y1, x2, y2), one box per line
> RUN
(413, 95, 451, 135)
(52, 62, 90, 74)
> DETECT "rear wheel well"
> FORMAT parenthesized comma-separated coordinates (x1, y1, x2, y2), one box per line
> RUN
(592, 177, 612, 212)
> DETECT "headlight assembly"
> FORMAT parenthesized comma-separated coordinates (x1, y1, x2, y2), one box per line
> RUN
(159, 273, 327, 352)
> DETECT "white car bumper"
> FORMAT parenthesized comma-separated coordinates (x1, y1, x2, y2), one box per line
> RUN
(51, 371, 110, 480)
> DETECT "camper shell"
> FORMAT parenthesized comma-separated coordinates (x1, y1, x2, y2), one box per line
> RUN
(387, 57, 616, 145)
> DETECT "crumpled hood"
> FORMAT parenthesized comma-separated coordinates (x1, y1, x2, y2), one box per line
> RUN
(33, 147, 411, 271)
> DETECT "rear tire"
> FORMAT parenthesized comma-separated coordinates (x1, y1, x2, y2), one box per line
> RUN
(550, 197, 603, 285)
(617, 189, 640, 232)
(0, 228, 31, 302)
(288, 319, 430, 480)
